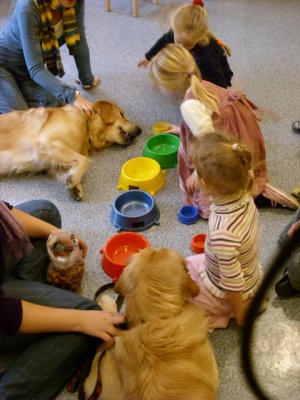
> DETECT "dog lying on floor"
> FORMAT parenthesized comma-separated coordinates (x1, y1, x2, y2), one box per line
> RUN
(82, 247, 219, 400)
(0, 101, 142, 200)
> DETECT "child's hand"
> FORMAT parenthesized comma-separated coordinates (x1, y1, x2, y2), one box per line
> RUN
(186, 172, 199, 193)
(138, 57, 149, 68)
(235, 298, 252, 327)
(165, 124, 180, 135)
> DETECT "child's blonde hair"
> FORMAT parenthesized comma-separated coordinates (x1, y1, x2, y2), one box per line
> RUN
(171, 4, 231, 56)
(171, 4, 211, 47)
(148, 44, 220, 115)
(192, 131, 254, 196)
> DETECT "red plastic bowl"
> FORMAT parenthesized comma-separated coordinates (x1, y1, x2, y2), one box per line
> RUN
(100, 232, 150, 281)
(191, 233, 206, 254)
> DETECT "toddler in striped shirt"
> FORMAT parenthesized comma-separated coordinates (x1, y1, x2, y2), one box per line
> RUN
(186, 131, 268, 332)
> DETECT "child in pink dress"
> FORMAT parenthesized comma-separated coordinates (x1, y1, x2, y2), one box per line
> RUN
(148, 44, 299, 219)
(185, 131, 268, 331)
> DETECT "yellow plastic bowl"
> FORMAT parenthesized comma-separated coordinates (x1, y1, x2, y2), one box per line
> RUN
(117, 157, 166, 196)
(152, 121, 171, 135)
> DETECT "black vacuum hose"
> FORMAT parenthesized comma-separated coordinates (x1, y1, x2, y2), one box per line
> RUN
(242, 229, 300, 399)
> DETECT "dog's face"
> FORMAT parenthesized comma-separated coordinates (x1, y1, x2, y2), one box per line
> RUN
(115, 247, 200, 327)
(90, 101, 142, 150)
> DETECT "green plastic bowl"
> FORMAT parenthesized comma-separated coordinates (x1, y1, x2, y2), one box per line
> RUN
(142, 134, 180, 169)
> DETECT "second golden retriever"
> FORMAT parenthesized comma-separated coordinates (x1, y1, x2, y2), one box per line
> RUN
(83, 247, 219, 400)
(0, 101, 142, 200)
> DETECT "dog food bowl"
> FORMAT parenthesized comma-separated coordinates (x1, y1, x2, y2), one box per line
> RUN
(100, 232, 150, 282)
(178, 205, 200, 225)
(110, 190, 160, 232)
(117, 157, 166, 196)
(152, 121, 171, 135)
(142, 134, 180, 169)
(191, 233, 206, 253)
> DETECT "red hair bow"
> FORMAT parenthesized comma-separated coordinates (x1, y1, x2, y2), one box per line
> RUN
(193, 0, 204, 6)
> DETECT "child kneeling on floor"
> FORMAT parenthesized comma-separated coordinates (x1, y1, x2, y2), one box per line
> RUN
(186, 131, 268, 332)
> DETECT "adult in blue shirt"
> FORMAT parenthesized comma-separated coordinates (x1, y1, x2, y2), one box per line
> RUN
(0, 0, 99, 116)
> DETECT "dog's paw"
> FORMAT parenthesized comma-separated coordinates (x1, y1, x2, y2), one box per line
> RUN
(66, 170, 76, 188)
(98, 294, 118, 313)
(68, 184, 83, 201)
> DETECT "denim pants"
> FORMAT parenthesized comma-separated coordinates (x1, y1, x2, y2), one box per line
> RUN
(0, 64, 64, 114)
(0, 200, 100, 400)
(278, 207, 300, 292)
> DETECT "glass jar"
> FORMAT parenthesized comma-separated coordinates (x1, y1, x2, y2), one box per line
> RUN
(46, 230, 85, 294)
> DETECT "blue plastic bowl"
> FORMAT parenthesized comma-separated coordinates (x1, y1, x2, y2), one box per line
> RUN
(178, 205, 200, 225)
(110, 190, 160, 232)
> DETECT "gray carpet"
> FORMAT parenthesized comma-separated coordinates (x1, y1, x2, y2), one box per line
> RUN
(1, 0, 300, 399)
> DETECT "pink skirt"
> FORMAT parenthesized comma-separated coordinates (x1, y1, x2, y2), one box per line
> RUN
(187, 254, 234, 333)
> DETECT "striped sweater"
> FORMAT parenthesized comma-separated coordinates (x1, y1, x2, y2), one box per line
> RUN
(202, 193, 263, 300)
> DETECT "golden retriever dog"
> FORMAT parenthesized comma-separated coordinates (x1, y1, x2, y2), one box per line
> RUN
(0, 101, 142, 200)
(83, 247, 219, 400)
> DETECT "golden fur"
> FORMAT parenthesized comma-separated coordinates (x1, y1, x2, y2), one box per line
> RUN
(83, 247, 219, 400)
(0, 101, 141, 200)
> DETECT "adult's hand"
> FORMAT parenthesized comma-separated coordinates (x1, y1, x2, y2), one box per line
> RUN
(78, 310, 126, 346)
(49, 229, 88, 259)
(20, 302, 126, 347)
(74, 94, 94, 119)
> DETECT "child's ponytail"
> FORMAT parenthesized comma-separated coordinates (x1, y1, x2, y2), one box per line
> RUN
(192, 131, 254, 197)
(190, 75, 221, 115)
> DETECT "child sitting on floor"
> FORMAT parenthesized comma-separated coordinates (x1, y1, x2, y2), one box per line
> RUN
(138, 2, 233, 88)
(186, 131, 268, 332)
(148, 44, 299, 219)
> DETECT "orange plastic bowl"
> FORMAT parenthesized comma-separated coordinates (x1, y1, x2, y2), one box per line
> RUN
(100, 232, 150, 281)
(191, 233, 206, 254)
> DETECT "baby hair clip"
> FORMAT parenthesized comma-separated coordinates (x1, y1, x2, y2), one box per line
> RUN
(232, 143, 239, 151)
(189, 71, 195, 77)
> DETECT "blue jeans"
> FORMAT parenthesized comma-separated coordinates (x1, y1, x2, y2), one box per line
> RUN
(0, 64, 64, 114)
(278, 207, 300, 292)
(0, 200, 100, 400)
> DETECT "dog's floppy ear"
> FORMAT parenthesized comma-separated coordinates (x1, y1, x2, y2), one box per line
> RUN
(93, 101, 116, 125)
(183, 259, 200, 298)
(186, 274, 200, 298)
(114, 252, 138, 295)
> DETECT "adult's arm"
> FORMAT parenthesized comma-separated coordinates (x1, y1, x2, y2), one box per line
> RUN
(17, 2, 76, 103)
(19, 300, 125, 344)
(10, 208, 87, 258)
(0, 297, 23, 335)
